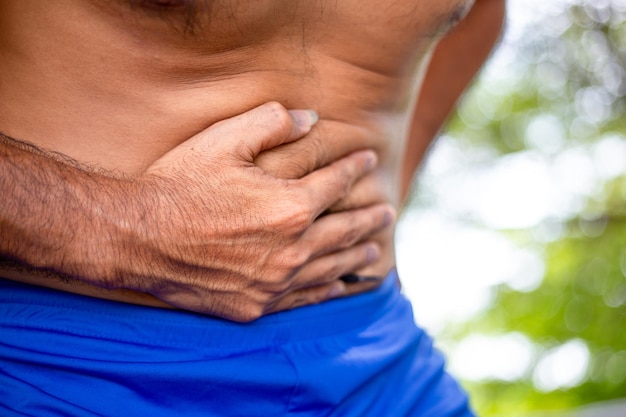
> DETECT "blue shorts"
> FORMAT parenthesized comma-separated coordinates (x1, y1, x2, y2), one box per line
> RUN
(0, 270, 474, 417)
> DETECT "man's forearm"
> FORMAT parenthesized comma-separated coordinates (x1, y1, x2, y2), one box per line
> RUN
(0, 132, 131, 285)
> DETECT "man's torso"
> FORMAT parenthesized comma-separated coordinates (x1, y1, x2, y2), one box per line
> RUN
(0, 0, 473, 303)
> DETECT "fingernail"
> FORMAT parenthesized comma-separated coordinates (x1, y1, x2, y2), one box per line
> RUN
(364, 151, 377, 171)
(328, 282, 345, 298)
(366, 245, 380, 262)
(289, 109, 319, 128)
(383, 210, 393, 227)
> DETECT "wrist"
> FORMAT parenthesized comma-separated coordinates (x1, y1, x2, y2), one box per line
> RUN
(75, 175, 157, 291)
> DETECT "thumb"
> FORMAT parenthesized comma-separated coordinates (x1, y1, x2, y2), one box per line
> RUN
(145, 102, 318, 175)
(211, 101, 319, 161)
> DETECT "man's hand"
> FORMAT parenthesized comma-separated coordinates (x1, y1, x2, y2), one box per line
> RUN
(1, 102, 394, 322)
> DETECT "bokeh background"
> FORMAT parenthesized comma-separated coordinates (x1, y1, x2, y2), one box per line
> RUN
(396, 0, 626, 415)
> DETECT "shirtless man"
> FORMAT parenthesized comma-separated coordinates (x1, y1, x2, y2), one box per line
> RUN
(0, 0, 505, 415)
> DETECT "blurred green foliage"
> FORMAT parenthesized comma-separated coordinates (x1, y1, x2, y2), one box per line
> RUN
(438, 1, 626, 415)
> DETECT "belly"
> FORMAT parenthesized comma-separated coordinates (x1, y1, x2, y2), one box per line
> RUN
(0, 0, 432, 181)
(1, 38, 426, 199)
(0, 0, 439, 304)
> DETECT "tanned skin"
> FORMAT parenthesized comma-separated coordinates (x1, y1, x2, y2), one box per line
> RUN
(0, 0, 504, 321)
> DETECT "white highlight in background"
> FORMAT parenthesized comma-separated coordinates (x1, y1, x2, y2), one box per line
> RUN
(449, 333, 535, 382)
(533, 339, 591, 391)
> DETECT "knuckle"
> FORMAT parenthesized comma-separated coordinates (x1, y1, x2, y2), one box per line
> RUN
(336, 156, 358, 180)
(276, 246, 309, 272)
(306, 289, 330, 306)
(260, 133, 328, 179)
(270, 280, 291, 295)
(236, 304, 264, 323)
(289, 295, 308, 310)
(262, 271, 292, 292)
(290, 202, 314, 229)
(266, 101, 292, 131)
(338, 224, 361, 249)
(270, 200, 312, 233)
(278, 292, 310, 311)
(283, 158, 314, 179)
(304, 134, 328, 171)
(323, 260, 343, 282)
(330, 173, 352, 200)
(255, 145, 313, 179)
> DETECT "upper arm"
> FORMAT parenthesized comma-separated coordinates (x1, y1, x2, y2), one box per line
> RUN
(416, 0, 506, 136)
(400, 0, 506, 199)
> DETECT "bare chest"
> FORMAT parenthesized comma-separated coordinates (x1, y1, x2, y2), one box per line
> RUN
(92, 0, 475, 76)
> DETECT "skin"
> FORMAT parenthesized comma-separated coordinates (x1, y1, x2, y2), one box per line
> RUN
(0, 0, 505, 321)
(0, 108, 390, 321)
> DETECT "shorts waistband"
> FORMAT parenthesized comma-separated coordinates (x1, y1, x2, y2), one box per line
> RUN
(0, 269, 402, 350)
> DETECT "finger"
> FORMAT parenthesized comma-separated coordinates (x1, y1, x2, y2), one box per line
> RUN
(300, 203, 396, 258)
(265, 276, 384, 315)
(336, 279, 382, 298)
(254, 120, 376, 181)
(263, 239, 384, 314)
(297, 149, 378, 217)
(145, 102, 318, 174)
(207, 102, 319, 161)
(264, 281, 347, 314)
(326, 174, 387, 212)
(289, 241, 381, 291)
